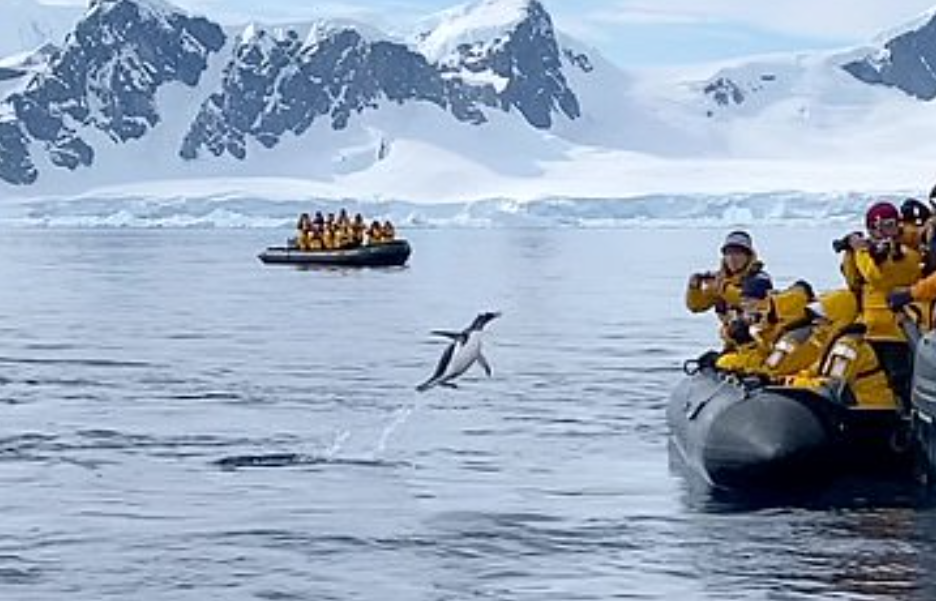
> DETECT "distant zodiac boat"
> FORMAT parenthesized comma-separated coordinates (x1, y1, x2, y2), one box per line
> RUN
(258, 240, 412, 267)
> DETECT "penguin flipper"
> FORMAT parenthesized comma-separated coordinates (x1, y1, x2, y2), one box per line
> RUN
(430, 330, 463, 340)
(477, 352, 492, 377)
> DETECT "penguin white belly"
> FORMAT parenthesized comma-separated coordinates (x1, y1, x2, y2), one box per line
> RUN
(443, 334, 482, 380)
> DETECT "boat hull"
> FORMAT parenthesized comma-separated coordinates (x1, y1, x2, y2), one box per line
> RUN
(258, 240, 411, 267)
(911, 332, 936, 480)
(669, 368, 906, 490)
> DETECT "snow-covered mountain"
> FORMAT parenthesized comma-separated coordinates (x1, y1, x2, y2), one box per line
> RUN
(2, 0, 638, 192)
(3, 0, 936, 202)
(179, 0, 580, 162)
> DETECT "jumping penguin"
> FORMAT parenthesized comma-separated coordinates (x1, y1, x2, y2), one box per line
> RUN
(416, 311, 501, 392)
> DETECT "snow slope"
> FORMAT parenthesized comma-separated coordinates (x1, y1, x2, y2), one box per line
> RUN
(0, 0, 82, 58)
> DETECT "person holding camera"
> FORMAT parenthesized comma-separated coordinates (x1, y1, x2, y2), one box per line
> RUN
(686, 230, 772, 345)
(838, 201, 922, 406)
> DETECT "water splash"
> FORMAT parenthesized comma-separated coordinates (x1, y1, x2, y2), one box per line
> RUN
(321, 429, 351, 460)
(373, 400, 421, 458)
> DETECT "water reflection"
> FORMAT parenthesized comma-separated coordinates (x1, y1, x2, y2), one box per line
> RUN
(671, 446, 936, 600)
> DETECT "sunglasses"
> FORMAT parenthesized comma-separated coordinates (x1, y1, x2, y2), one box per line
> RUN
(872, 218, 899, 230)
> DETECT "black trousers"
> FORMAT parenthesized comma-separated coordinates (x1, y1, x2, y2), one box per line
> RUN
(869, 340, 912, 411)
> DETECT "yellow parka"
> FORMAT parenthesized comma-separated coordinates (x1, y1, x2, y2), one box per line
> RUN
(786, 325, 897, 410)
(901, 222, 924, 251)
(840, 244, 921, 341)
(759, 289, 857, 379)
(785, 288, 895, 411)
(715, 284, 811, 375)
(322, 226, 336, 249)
(686, 257, 767, 319)
(910, 271, 936, 305)
(893, 272, 936, 331)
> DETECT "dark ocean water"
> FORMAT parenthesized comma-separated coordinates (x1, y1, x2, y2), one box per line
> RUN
(2, 226, 936, 600)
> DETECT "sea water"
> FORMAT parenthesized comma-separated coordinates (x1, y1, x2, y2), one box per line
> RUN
(2, 226, 936, 600)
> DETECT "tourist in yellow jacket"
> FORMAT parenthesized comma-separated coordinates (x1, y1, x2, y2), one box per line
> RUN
(758, 289, 857, 380)
(714, 275, 773, 373)
(714, 278, 812, 375)
(686, 230, 773, 332)
(839, 201, 921, 404)
(366, 220, 384, 245)
(784, 323, 897, 411)
(296, 213, 313, 251)
(840, 202, 922, 341)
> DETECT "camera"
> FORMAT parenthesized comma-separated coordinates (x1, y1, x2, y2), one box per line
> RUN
(832, 232, 862, 253)
(869, 238, 893, 263)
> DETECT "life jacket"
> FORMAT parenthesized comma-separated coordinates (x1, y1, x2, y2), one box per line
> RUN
(760, 318, 818, 378)
(717, 284, 809, 375)
(760, 289, 857, 379)
(367, 226, 383, 245)
(322, 226, 336, 249)
(351, 221, 366, 245)
(787, 323, 897, 410)
(307, 232, 324, 251)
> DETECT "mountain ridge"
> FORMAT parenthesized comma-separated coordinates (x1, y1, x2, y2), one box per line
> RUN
(3, 0, 936, 198)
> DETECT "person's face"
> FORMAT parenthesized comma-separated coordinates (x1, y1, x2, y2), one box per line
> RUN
(722, 247, 750, 272)
(869, 218, 900, 241)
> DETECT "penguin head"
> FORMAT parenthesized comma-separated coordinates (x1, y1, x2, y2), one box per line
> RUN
(471, 311, 501, 330)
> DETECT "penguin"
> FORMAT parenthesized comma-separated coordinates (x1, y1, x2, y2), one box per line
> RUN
(416, 311, 501, 392)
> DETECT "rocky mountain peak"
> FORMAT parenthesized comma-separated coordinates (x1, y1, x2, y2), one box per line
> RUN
(0, 0, 583, 186)
(842, 9, 936, 99)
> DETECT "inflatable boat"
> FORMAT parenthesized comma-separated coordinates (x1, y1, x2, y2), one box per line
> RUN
(911, 331, 936, 481)
(258, 240, 411, 267)
(668, 364, 908, 490)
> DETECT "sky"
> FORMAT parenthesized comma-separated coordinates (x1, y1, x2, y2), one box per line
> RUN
(28, 0, 936, 66)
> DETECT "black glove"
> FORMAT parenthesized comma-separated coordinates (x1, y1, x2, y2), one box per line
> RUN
(726, 319, 754, 345)
(888, 289, 913, 311)
(696, 350, 721, 370)
(869, 239, 892, 264)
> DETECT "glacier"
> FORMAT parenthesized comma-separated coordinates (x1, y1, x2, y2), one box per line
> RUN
(0, 191, 906, 229)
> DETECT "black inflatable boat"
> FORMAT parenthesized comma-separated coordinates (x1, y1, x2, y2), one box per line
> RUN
(911, 332, 936, 480)
(668, 366, 908, 490)
(258, 240, 411, 267)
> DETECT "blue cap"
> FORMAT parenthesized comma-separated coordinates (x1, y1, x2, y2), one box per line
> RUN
(741, 273, 772, 300)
